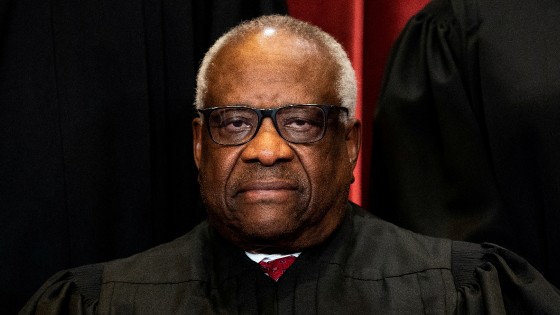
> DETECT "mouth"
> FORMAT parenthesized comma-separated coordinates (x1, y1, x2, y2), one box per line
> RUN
(237, 180, 298, 193)
(235, 180, 299, 198)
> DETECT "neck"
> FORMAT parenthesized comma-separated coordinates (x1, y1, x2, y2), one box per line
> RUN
(210, 201, 350, 254)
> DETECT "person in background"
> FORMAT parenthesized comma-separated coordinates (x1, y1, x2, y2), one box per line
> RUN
(370, 0, 560, 288)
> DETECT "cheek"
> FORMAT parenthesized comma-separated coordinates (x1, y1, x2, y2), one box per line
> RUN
(198, 144, 241, 209)
(300, 140, 351, 204)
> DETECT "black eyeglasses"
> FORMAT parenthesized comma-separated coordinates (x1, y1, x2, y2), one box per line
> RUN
(198, 104, 348, 145)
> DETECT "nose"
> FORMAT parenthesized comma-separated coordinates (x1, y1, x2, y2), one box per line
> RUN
(240, 118, 295, 166)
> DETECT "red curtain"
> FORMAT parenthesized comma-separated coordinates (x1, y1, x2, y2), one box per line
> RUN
(287, 0, 431, 209)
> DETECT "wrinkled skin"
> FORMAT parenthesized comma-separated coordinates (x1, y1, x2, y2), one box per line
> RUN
(193, 29, 361, 254)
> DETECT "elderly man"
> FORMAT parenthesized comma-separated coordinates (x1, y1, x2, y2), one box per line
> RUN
(21, 15, 560, 315)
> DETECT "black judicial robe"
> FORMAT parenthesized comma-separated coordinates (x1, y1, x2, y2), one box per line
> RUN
(20, 204, 560, 314)
(370, 0, 560, 288)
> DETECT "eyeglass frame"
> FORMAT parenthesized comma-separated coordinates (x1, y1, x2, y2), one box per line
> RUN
(197, 104, 349, 146)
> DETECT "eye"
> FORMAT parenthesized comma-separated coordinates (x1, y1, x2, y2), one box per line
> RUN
(283, 117, 321, 131)
(210, 109, 255, 131)
(221, 117, 252, 131)
(292, 119, 309, 126)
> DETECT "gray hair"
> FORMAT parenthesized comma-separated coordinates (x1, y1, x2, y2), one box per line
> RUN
(194, 15, 357, 118)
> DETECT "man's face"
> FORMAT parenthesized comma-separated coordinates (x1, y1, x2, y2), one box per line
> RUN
(193, 30, 360, 253)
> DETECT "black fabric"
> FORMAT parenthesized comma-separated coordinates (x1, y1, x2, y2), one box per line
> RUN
(64, 264, 103, 307)
(19, 203, 560, 314)
(370, 0, 560, 289)
(0, 1, 288, 313)
(451, 241, 486, 289)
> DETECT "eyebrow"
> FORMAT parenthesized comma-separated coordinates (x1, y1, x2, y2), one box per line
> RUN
(220, 102, 315, 108)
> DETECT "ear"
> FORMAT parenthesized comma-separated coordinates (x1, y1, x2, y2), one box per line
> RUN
(192, 117, 203, 170)
(345, 118, 361, 172)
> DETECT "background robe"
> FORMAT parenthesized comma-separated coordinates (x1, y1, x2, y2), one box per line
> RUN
(370, 0, 560, 288)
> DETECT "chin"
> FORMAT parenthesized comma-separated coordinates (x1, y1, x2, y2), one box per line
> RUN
(239, 217, 297, 241)
(227, 198, 305, 233)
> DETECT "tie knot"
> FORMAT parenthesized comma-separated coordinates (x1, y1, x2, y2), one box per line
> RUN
(258, 256, 297, 281)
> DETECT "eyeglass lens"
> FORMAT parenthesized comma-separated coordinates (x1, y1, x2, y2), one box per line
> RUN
(208, 106, 326, 145)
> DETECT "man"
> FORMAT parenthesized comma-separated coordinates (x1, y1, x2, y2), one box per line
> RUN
(20, 15, 560, 315)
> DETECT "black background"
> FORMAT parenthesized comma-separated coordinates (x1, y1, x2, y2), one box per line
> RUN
(0, 1, 287, 313)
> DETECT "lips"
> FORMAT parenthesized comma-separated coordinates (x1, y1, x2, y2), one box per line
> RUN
(235, 180, 298, 195)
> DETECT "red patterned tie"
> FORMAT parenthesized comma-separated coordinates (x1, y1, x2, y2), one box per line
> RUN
(258, 256, 297, 281)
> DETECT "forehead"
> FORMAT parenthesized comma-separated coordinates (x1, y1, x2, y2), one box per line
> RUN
(205, 30, 339, 108)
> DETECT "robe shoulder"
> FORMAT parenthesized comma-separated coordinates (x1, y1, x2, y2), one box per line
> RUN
(101, 220, 212, 284)
(345, 205, 454, 279)
(451, 241, 560, 314)
(18, 263, 103, 315)
(349, 205, 560, 314)
(18, 221, 213, 315)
